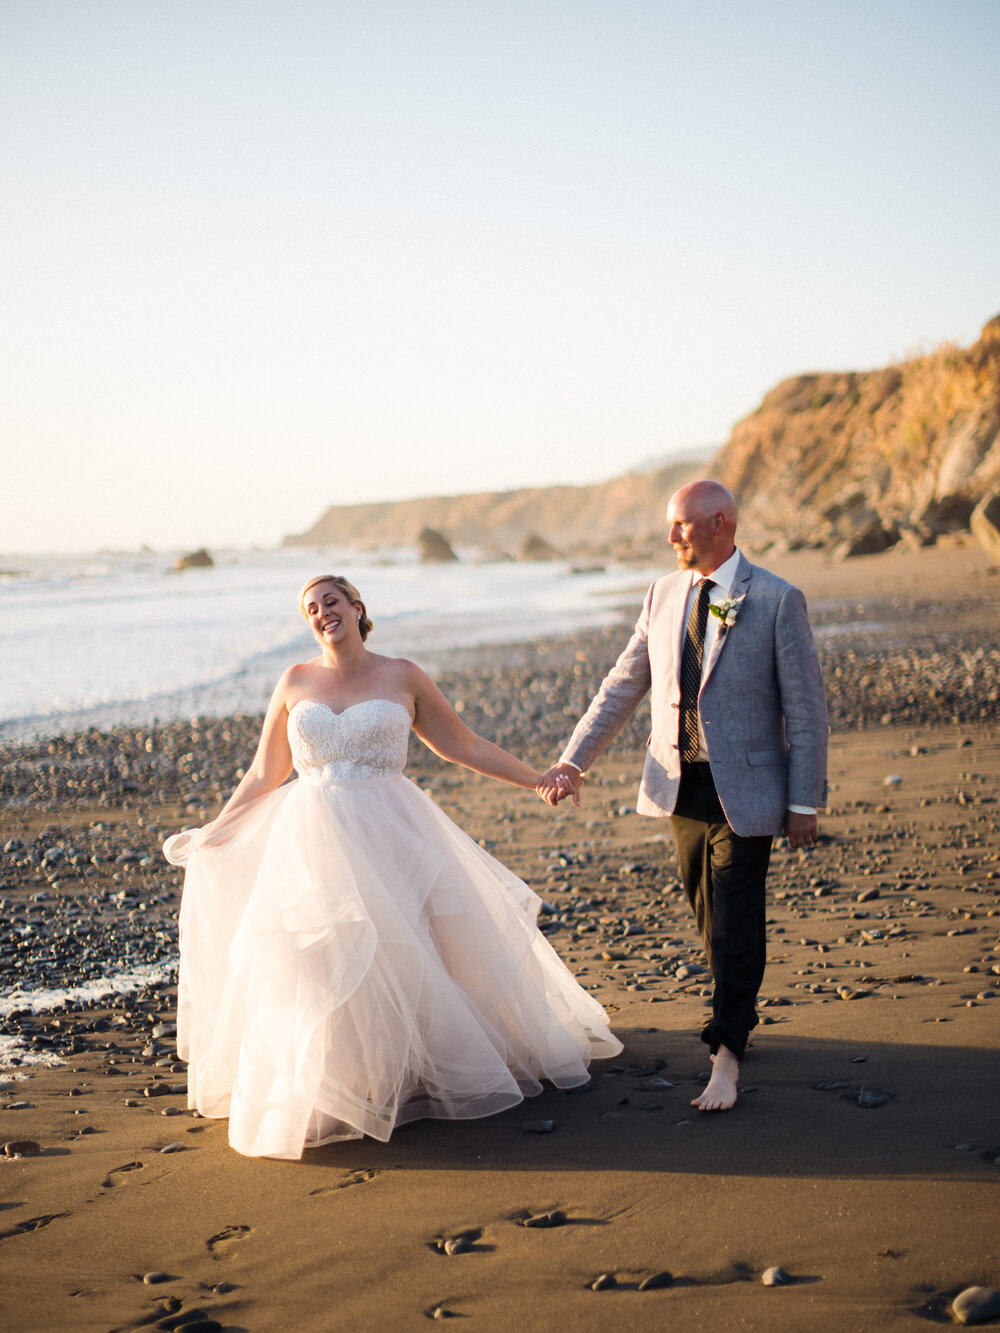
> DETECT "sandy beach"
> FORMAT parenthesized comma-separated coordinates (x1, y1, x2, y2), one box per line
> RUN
(2, 541, 999, 1332)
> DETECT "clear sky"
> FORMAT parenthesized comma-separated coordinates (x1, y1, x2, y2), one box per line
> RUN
(2, 0, 998, 553)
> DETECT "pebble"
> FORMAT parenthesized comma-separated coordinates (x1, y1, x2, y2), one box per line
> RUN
(675, 963, 707, 979)
(522, 1119, 556, 1133)
(3, 1140, 41, 1156)
(523, 1209, 566, 1228)
(159, 1141, 185, 1154)
(142, 1271, 170, 1284)
(589, 1273, 617, 1290)
(761, 1266, 792, 1286)
(638, 1271, 674, 1290)
(857, 1085, 894, 1108)
(952, 1287, 1000, 1325)
(442, 1237, 473, 1256)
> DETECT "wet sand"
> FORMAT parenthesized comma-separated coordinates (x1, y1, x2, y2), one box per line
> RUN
(1, 541, 999, 1331)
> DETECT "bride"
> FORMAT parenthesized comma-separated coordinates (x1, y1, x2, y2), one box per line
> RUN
(164, 574, 622, 1159)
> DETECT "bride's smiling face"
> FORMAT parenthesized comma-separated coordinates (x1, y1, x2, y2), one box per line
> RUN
(302, 582, 361, 647)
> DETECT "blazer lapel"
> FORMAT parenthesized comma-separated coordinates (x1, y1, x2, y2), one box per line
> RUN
(702, 554, 752, 684)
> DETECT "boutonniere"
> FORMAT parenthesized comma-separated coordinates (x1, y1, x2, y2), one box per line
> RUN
(708, 592, 746, 635)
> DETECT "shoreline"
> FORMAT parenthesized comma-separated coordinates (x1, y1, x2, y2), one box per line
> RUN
(2, 536, 996, 747)
(2, 540, 1000, 1330)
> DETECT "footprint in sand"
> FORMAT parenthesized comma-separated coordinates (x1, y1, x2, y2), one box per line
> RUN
(0, 1213, 70, 1242)
(309, 1168, 380, 1196)
(207, 1224, 251, 1258)
(101, 1161, 144, 1189)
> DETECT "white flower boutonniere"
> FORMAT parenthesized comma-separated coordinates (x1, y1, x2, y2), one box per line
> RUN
(708, 592, 747, 635)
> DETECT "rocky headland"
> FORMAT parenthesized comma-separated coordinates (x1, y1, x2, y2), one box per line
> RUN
(712, 315, 1000, 558)
(282, 456, 709, 561)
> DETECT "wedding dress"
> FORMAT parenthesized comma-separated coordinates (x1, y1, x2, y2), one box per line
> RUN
(163, 698, 622, 1159)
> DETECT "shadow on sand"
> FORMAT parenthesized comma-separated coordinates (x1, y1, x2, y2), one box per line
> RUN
(301, 1028, 1000, 1181)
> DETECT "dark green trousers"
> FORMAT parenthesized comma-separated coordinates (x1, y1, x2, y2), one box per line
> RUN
(668, 762, 773, 1061)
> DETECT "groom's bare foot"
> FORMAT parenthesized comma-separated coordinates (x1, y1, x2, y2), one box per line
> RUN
(692, 1045, 739, 1111)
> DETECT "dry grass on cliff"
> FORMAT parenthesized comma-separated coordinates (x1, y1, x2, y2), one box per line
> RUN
(714, 320, 1000, 534)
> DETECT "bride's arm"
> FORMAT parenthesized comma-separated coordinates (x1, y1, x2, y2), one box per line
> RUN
(217, 670, 296, 817)
(408, 663, 541, 789)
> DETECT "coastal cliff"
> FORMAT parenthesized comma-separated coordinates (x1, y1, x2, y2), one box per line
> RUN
(711, 315, 1000, 553)
(283, 457, 706, 558)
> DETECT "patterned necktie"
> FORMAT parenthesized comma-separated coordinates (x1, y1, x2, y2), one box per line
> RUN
(679, 578, 713, 761)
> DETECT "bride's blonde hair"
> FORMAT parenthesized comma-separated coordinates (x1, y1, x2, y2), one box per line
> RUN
(298, 575, 373, 642)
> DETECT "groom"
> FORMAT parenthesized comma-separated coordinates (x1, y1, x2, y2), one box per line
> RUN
(539, 480, 828, 1111)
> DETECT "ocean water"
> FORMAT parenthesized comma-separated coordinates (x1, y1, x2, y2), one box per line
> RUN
(0, 546, 654, 739)
(0, 964, 176, 1070)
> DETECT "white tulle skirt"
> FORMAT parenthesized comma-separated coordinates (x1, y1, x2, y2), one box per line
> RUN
(164, 773, 622, 1159)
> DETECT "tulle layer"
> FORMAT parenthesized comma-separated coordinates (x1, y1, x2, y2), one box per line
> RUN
(164, 774, 621, 1159)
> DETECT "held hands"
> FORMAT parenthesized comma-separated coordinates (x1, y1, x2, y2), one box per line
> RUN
(536, 762, 582, 807)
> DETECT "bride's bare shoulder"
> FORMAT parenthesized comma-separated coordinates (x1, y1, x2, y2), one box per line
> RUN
(378, 655, 428, 681)
(271, 660, 323, 699)
(283, 659, 324, 681)
(360, 655, 431, 696)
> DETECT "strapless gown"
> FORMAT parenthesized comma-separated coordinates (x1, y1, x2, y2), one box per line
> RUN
(163, 699, 622, 1159)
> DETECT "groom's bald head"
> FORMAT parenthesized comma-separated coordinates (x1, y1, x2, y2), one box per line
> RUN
(666, 480, 738, 574)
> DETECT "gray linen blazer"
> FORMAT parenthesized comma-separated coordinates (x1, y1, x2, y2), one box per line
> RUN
(559, 552, 828, 837)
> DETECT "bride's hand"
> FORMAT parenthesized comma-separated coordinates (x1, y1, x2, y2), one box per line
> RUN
(536, 764, 581, 807)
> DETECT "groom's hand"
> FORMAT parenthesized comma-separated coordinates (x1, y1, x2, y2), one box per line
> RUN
(784, 810, 818, 848)
(536, 763, 582, 807)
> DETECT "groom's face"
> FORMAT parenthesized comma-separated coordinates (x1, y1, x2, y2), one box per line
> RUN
(667, 501, 719, 573)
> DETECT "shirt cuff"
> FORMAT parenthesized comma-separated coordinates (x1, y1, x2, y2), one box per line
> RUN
(561, 760, 583, 773)
(787, 804, 816, 815)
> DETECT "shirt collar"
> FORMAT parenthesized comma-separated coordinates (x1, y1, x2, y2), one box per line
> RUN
(691, 547, 741, 595)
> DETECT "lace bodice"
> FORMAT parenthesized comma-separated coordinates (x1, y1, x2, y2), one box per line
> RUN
(288, 699, 411, 782)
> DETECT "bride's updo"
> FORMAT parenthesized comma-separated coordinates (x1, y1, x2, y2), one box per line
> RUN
(298, 575, 374, 642)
